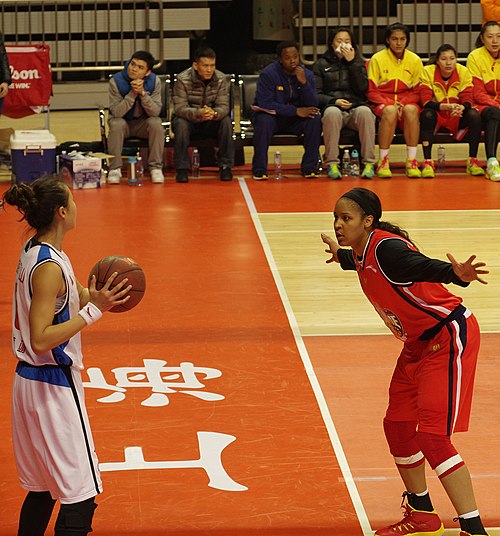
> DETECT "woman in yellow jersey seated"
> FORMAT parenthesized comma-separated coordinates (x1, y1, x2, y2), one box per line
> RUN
(367, 23, 423, 178)
(419, 44, 483, 178)
(466, 21, 500, 182)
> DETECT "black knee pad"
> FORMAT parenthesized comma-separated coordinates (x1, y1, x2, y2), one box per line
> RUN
(482, 106, 500, 122)
(420, 108, 437, 122)
(55, 497, 97, 535)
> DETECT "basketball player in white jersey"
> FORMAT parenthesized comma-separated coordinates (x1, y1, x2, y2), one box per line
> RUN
(2, 176, 131, 536)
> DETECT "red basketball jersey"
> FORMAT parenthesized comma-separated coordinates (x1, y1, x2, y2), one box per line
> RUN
(354, 229, 463, 342)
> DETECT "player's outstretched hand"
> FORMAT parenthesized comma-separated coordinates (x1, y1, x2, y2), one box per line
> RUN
(321, 233, 341, 264)
(446, 253, 489, 285)
(89, 273, 132, 312)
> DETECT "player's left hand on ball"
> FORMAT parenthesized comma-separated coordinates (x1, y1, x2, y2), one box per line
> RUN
(89, 273, 133, 312)
(446, 253, 489, 285)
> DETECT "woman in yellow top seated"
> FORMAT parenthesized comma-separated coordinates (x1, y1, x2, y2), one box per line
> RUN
(419, 44, 483, 178)
(367, 23, 423, 178)
(467, 21, 500, 181)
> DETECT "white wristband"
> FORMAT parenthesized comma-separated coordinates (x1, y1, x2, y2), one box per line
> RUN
(78, 302, 103, 325)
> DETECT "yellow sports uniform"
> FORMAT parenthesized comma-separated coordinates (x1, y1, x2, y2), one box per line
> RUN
(419, 63, 474, 138)
(466, 46, 500, 112)
(367, 48, 423, 118)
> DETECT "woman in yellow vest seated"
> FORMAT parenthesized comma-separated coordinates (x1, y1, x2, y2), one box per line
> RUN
(419, 44, 483, 178)
(466, 21, 500, 181)
(367, 23, 423, 178)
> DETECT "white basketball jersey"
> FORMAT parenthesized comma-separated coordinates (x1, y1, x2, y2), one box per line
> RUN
(12, 237, 83, 370)
(11, 237, 103, 502)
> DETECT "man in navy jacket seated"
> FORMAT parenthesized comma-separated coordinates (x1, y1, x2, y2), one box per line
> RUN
(251, 41, 322, 180)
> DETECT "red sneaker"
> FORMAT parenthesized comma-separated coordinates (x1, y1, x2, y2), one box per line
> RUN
(375, 503, 444, 536)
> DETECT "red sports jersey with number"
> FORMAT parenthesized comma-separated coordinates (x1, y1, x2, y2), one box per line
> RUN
(351, 229, 479, 434)
(353, 229, 463, 343)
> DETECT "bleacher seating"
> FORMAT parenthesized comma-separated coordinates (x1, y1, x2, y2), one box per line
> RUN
(99, 72, 465, 166)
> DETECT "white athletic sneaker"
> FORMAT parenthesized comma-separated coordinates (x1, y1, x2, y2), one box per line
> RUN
(151, 168, 165, 184)
(486, 158, 500, 182)
(107, 169, 122, 184)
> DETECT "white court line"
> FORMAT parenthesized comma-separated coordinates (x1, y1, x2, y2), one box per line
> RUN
(307, 328, 500, 337)
(257, 209, 500, 216)
(264, 227, 500, 234)
(238, 178, 374, 536)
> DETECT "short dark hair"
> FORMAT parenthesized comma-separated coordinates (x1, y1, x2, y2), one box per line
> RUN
(475, 20, 500, 48)
(131, 50, 156, 71)
(384, 23, 410, 48)
(430, 43, 457, 65)
(194, 46, 216, 62)
(276, 40, 299, 57)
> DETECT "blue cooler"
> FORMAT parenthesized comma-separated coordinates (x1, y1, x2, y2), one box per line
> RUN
(10, 130, 57, 183)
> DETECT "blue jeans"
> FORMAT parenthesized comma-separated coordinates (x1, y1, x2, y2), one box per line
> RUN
(251, 113, 322, 174)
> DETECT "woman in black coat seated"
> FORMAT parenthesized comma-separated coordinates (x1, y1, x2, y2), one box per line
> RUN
(313, 27, 376, 179)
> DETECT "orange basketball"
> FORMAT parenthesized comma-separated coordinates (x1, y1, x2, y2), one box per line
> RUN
(88, 255, 146, 313)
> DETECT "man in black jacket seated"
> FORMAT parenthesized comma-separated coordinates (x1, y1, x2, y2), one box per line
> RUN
(313, 27, 376, 179)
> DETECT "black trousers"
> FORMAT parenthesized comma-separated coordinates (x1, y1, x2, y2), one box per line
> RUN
(172, 115, 235, 170)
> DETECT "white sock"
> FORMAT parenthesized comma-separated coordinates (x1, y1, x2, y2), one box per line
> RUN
(407, 146, 418, 160)
(487, 157, 498, 166)
(459, 510, 480, 519)
(379, 148, 389, 160)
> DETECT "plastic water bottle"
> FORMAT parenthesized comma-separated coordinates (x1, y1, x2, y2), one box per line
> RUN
(274, 150, 282, 180)
(128, 156, 137, 185)
(350, 149, 360, 176)
(58, 150, 67, 174)
(342, 149, 351, 176)
(437, 145, 446, 172)
(192, 148, 200, 178)
(101, 157, 108, 186)
(135, 156, 144, 186)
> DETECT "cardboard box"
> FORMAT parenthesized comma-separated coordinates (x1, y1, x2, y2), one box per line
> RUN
(10, 129, 57, 183)
(59, 153, 101, 189)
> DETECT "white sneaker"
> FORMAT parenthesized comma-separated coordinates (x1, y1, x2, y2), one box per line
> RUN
(107, 169, 122, 184)
(151, 168, 165, 184)
(486, 158, 500, 182)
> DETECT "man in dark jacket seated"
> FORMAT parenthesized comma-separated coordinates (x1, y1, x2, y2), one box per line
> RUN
(172, 46, 234, 183)
(251, 41, 322, 180)
(312, 27, 376, 179)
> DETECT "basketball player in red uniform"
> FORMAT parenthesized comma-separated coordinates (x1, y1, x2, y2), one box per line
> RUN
(2, 176, 131, 536)
(321, 187, 489, 536)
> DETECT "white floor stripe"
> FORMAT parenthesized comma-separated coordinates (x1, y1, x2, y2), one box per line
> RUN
(264, 227, 500, 233)
(238, 178, 374, 536)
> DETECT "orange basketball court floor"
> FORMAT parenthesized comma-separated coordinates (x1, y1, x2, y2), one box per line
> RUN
(0, 168, 499, 535)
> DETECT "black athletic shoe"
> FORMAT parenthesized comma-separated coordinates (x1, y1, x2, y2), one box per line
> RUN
(302, 169, 320, 178)
(220, 167, 233, 181)
(252, 171, 268, 180)
(176, 169, 189, 183)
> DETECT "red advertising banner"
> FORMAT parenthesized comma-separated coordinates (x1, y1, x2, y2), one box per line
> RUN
(3, 44, 52, 119)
